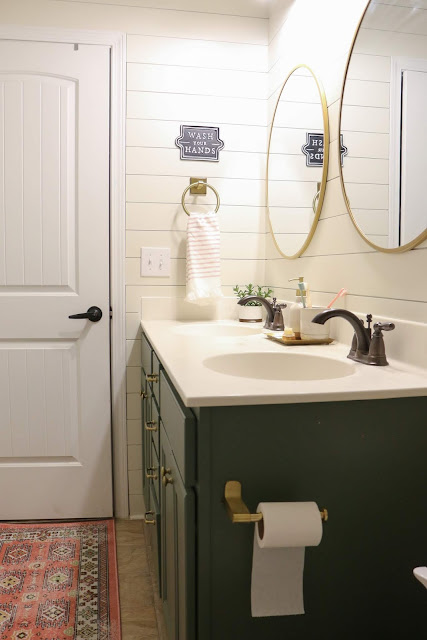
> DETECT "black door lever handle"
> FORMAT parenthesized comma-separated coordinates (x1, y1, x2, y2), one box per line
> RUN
(69, 306, 103, 322)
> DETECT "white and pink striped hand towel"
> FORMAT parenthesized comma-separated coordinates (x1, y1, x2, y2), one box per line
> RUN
(185, 211, 223, 304)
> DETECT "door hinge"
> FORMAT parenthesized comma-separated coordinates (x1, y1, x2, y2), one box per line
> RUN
(74, 43, 79, 51)
(109, 306, 113, 319)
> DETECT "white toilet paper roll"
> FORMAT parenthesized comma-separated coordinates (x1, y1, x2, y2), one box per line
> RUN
(256, 502, 323, 549)
(251, 502, 323, 618)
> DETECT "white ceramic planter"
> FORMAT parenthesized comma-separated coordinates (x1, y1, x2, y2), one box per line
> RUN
(238, 305, 263, 323)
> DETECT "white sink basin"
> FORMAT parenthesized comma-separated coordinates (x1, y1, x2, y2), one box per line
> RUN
(172, 323, 263, 338)
(203, 352, 355, 381)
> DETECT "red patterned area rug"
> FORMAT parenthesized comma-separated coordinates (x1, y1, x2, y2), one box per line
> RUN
(0, 520, 120, 640)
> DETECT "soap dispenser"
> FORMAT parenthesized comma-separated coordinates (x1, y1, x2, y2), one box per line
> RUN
(288, 277, 307, 338)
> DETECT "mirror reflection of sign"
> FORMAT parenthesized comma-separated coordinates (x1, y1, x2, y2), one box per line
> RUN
(302, 133, 324, 167)
(175, 125, 224, 162)
(339, 134, 348, 166)
(302, 133, 348, 167)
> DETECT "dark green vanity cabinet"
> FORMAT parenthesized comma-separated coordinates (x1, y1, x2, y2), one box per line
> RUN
(141, 332, 427, 639)
(141, 333, 196, 640)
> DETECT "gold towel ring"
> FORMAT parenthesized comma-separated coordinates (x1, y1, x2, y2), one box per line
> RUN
(181, 181, 220, 216)
(312, 188, 320, 214)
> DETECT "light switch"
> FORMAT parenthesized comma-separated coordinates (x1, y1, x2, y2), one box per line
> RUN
(140, 247, 171, 277)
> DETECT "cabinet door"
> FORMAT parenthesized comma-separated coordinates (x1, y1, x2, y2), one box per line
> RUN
(160, 425, 195, 640)
(142, 390, 153, 508)
(146, 486, 161, 597)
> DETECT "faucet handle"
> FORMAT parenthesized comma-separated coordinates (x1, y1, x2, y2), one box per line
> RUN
(373, 322, 395, 334)
(272, 297, 286, 311)
(368, 322, 395, 366)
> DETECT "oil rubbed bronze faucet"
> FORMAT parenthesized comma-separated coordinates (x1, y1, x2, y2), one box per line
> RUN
(312, 308, 395, 366)
(238, 296, 286, 331)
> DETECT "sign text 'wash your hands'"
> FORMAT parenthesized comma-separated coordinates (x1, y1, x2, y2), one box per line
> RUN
(176, 126, 224, 161)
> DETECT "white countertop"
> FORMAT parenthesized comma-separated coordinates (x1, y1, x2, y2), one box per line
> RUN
(141, 320, 427, 408)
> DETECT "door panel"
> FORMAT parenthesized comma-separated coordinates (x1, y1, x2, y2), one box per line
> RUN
(0, 40, 112, 519)
(401, 68, 427, 245)
(160, 423, 196, 640)
(0, 74, 76, 288)
(0, 343, 78, 459)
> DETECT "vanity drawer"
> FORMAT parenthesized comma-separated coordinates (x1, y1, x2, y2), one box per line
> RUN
(144, 348, 160, 405)
(145, 399, 160, 455)
(160, 371, 196, 487)
(141, 333, 152, 376)
(142, 389, 153, 508)
(149, 438, 160, 506)
(152, 352, 161, 406)
(145, 487, 161, 597)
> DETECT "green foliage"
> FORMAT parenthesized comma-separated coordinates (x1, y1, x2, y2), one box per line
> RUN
(233, 284, 274, 306)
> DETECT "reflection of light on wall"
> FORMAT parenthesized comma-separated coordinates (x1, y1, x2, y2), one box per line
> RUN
(283, 0, 348, 65)
(270, 0, 369, 103)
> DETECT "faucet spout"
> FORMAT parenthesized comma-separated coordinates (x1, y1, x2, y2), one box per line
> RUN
(312, 308, 370, 354)
(238, 295, 274, 329)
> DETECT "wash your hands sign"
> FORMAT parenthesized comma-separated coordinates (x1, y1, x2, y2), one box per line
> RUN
(176, 126, 224, 161)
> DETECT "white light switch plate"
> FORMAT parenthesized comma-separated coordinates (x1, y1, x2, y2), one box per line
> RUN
(141, 247, 171, 277)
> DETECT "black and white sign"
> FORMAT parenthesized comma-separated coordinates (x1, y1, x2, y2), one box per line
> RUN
(301, 133, 348, 167)
(339, 134, 348, 166)
(175, 125, 224, 161)
(301, 132, 324, 166)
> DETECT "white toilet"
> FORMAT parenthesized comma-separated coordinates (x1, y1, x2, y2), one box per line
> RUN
(413, 567, 427, 589)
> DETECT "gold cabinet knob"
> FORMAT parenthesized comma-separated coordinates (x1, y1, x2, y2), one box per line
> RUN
(161, 466, 171, 478)
(140, 390, 147, 398)
(145, 420, 158, 432)
(162, 474, 174, 487)
(146, 467, 158, 480)
(144, 511, 156, 525)
(146, 373, 159, 383)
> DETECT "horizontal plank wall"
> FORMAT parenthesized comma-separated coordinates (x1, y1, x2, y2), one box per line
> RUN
(265, 0, 427, 352)
(0, 0, 268, 517)
(125, 8, 268, 517)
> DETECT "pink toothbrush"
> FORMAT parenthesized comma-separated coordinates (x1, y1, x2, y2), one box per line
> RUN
(326, 288, 347, 309)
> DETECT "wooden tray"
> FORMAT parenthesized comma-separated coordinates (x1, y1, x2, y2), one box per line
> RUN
(266, 334, 334, 346)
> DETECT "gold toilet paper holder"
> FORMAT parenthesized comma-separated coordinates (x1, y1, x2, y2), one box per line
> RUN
(224, 480, 328, 524)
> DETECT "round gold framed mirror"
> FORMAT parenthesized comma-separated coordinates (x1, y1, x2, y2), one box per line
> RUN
(340, 0, 427, 253)
(267, 64, 329, 259)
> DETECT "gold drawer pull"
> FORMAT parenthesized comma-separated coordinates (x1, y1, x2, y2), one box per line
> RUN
(145, 420, 158, 432)
(146, 467, 158, 480)
(162, 473, 174, 487)
(146, 373, 159, 383)
(144, 511, 156, 525)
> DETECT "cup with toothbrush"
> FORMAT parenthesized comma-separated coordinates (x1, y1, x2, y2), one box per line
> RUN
(300, 287, 347, 340)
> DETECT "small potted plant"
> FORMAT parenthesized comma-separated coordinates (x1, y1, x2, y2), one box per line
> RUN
(233, 284, 274, 323)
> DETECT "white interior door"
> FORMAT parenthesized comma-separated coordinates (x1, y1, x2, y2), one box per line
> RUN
(401, 68, 427, 245)
(0, 40, 112, 519)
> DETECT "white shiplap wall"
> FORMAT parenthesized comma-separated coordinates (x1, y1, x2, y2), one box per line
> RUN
(125, 13, 268, 516)
(265, 0, 427, 349)
(0, 0, 268, 516)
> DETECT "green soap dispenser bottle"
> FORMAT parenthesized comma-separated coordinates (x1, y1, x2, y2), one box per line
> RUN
(288, 277, 307, 338)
